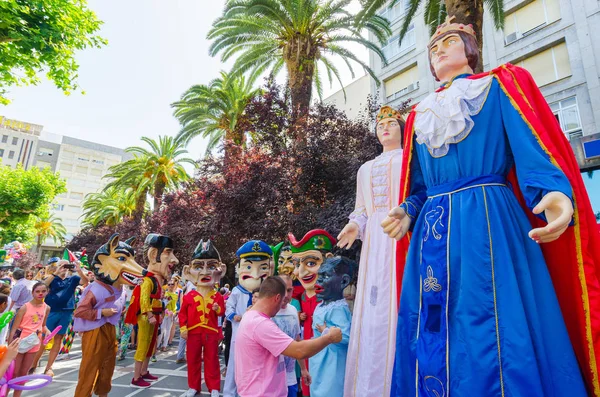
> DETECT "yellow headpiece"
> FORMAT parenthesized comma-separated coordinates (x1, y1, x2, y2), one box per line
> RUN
(376, 106, 404, 124)
(428, 15, 476, 48)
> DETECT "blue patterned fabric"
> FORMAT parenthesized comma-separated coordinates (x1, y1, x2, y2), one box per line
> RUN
(392, 78, 587, 396)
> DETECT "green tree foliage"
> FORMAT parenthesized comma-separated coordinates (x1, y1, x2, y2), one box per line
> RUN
(208, 0, 391, 122)
(172, 71, 261, 156)
(0, 0, 106, 104)
(358, 0, 505, 72)
(33, 211, 66, 251)
(104, 136, 196, 212)
(0, 164, 66, 243)
(81, 186, 141, 227)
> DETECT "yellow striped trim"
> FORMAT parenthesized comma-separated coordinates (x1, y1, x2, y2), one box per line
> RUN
(494, 72, 600, 396)
(483, 187, 505, 396)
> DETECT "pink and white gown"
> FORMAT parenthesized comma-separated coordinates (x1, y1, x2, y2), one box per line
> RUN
(344, 148, 402, 397)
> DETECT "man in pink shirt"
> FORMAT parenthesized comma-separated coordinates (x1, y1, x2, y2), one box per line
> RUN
(235, 276, 342, 397)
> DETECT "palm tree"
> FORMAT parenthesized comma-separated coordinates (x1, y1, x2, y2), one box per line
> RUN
(208, 0, 392, 124)
(81, 186, 140, 227)
(33, 212, 67, 254)
(123, 136, 196, 210)
(104, 158, 151, 222)
(358, 0, 505, 72)
(172, 71, 261, 156)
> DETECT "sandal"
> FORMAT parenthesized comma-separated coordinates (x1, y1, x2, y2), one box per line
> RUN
(44, 368, 55, 377)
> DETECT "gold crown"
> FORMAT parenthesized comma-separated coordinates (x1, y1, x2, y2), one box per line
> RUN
(376, 106, 403, 123)
(429, 15, 476, 47)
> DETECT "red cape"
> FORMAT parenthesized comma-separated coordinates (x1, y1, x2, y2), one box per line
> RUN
(396, 63, 600, 395)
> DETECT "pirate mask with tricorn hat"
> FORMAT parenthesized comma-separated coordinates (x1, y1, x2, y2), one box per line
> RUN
(288, 229, 336, 291)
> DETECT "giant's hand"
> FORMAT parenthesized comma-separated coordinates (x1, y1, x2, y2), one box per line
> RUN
(381, 206, 411, 240)
(337, 223, 359, 249)
(528, 191, 573, 243)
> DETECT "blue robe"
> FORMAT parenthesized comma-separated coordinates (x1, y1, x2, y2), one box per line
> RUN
(392, 76, 587, 396)
(310, 300, 351, 397)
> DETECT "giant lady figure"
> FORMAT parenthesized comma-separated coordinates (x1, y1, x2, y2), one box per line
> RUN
(337, 106, 403, 396)
(382, 16, 600, 397)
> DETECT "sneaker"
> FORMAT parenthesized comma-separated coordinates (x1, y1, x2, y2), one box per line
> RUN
(210, 390, 220, 397)
(151, 355, 157, 363)
(183, 388, 198, 397)
(142, 372, 159, 381)
(130, 377, 151, 388)
(175, 358, 186, 364)
(117, 355, 125, 361)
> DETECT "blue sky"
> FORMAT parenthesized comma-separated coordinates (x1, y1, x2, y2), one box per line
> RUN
(1, 1, 365, 160)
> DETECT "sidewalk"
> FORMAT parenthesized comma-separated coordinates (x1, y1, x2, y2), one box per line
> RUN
(24, 335, 226, 397)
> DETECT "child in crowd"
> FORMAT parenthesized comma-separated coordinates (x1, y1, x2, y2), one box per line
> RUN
(9, 282, 50, 397)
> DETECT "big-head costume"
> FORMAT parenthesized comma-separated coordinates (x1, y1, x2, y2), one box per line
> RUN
(392, 15, 600, 397)
(310, 256, 354, 397)
(223, 240, 272, 397)
(73, 234, 145, 397)
(180, 239, 225, 395)
(125, 233, 178, 364)
(289, 229, 335, 397)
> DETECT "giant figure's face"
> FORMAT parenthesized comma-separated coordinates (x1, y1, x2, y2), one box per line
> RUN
(376, 118, 403, 149)
(277, 247, 295, 278)
(237, 257, 270, 291)
(429, 33, 468, 82)
(292, 250, 326, 291)
(314, 260, 350, 303)
(183, 259, 221, 288)
(148, 247, 179, 279)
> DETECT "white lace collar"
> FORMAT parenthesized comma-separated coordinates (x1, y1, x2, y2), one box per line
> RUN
(414, 75, 493, 158)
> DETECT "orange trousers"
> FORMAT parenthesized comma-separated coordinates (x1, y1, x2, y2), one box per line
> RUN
(74, 323, 117, 397)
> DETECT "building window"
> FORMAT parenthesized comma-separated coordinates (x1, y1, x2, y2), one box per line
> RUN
(11, 137, 18, 145)
(52, 204, 65, 211)
(70, 192, 84, 200)
(66, 205, 80, 213)
(38, 148, 54, 156)
(378, 0, 410, 22)
(581, 172, 600, 223)
(0, 149, 4, 157)
(59, 162, 72, 171)
(504, 0, 561, 45)
(90, 168, 102, 177)
(70, 178, 85, 187)
(75, 166, 87, 174)
(518, 42, 571, 87)
(36, 161, 51, 169)
(385, 65, 419, 101)
(382, 24, 416, 62)
(550, 97, 582, 138)
(63, 219, 79, 227)
(92, 159, 104, 165)
(8, 151, 14, 159)
(76, 156, 89, 162)
(1, 135, 7, 143)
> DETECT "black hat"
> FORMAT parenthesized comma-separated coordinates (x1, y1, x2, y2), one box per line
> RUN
(192, 239, 220, 261)
(144, 234, 173, 250)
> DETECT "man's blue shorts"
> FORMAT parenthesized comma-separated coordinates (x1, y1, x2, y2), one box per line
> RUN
(46, 310, 73, 335)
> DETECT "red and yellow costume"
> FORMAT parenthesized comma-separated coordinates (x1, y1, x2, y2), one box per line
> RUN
(125, 273, 164, 362)
(396, 63, 600, 395)
(179, 289, 225, 392)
